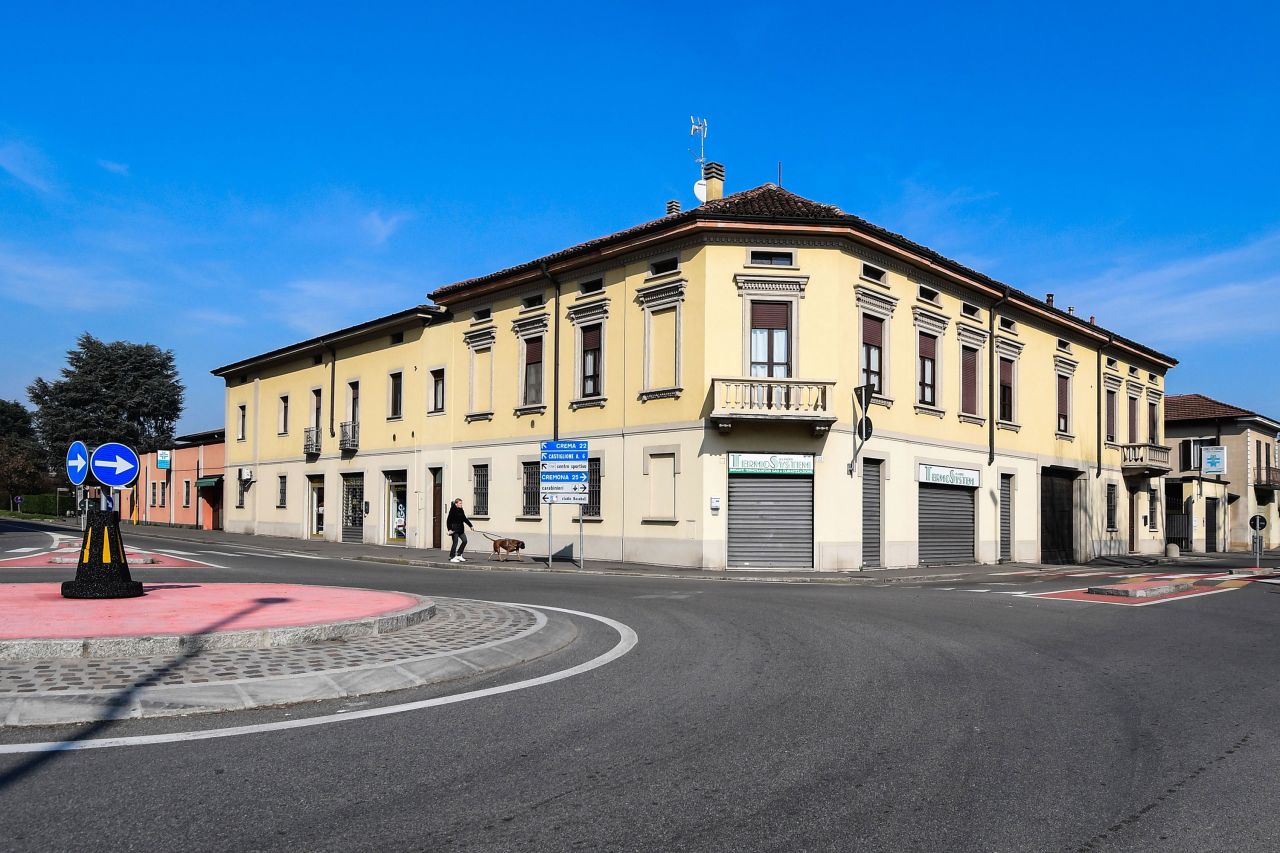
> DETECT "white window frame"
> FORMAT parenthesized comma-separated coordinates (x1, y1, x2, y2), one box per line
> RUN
(911, 305, 948, 416)
(857, 286, 899, 405)
(277, 394, 289, 435)
(567, 296, 609, 408)
(386, 369, 404, 421)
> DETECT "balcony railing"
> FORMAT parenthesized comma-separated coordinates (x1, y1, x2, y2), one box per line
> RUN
(303, 426, 322, 455)
(1120, 442, 1172, 474)
(1257, 466, 1280, 489)
(710, 377, 837, 435)
(339, 421, 360, 452)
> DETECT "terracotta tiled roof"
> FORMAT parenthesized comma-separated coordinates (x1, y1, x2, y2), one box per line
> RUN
(423, 182, 1175, 366)
(1165, 394, 1265, 422)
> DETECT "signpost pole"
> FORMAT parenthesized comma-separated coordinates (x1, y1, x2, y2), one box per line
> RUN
(578, 503, 584, 569)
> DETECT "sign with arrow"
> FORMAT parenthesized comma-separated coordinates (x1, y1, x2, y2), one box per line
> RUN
(89, 442, 140, 489)
(66, 441, 89, 487)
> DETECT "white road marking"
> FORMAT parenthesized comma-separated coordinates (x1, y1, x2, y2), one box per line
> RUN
(0, 603, 637, 754)
(991, 591, 1030, 595)
(1067, 572, 1108, 577)
(197, 551, 245, 557)
(5, 547, 39, 553)
(962, 589, 991, 593)
(152, 549, 200, 556)
(990, 570, 1039, 576)
(271, 551, 327, 560)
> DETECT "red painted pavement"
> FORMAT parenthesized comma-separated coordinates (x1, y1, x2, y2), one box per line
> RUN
(0, 583, 421, 640)
(0, 545, 209, 569)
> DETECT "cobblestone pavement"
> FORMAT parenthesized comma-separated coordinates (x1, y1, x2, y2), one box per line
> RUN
(0, 597, 575, 727)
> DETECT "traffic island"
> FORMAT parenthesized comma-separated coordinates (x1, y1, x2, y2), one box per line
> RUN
(1085, 580, 1196, 598)
(0, 585, 576, 727)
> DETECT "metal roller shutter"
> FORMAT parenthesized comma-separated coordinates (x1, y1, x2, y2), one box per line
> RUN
(999, 474, 1013, 561)
(918, 484, 975, 564)
(862, 460, 882, 567)
(728, 475, 813, 568)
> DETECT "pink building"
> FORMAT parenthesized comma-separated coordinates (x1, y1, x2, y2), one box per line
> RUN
(121, 429, 225, 530)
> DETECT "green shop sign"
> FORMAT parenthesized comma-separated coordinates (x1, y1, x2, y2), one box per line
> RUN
(728, 453, 814, 475)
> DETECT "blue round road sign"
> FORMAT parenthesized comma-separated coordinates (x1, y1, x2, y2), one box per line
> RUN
(66, 440, 89, 487)
(89, 442, 140, 489)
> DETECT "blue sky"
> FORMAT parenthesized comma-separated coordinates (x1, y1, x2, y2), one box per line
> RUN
(2, 2, 1278, 432)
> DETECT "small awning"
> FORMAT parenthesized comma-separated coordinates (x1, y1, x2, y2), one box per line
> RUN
(195, 476, 223, 488)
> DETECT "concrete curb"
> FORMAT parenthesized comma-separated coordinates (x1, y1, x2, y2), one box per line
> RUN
(1085, 580, 1195, 598)
(0, 593, 436, 661)
(0, 603, 577, 727)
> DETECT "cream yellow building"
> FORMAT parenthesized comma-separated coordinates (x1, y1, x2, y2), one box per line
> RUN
(213, 164, 1178, 569)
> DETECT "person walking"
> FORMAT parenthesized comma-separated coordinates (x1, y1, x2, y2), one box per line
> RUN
(447, 498, 474, 562)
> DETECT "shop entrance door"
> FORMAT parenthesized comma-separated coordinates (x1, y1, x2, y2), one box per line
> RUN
(341, 474, 364, 544)
(430, 467, 443, 549)
(1040, 469, 1077, 564)
(386, 473, 407, 544)
(309, 476, 325, 539)
(1205, 497, 1220, 552)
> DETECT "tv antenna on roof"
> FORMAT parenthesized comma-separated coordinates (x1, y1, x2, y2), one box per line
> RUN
(690, 117, 709, 202)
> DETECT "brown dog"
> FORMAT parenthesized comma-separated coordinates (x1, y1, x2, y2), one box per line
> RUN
(491, 538, 526, 562)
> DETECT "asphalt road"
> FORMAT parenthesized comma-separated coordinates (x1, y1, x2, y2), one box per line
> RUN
(2, 519, 1279, 853)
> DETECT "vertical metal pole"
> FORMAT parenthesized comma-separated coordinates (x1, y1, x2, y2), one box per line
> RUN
(578, 503, 584, 568)
(547, 504, 553, 567)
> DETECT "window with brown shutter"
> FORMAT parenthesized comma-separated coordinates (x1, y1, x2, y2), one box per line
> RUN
(751, 301, 789, 329)
(861, 316, 884, 394)
(960, 346, 978, 415)
(1105, 390, 1117, 443)
(750, 302, 791, 380)
(1057, 374, 1070, 433)
(918, 333, 936, 405)
(1128, 396, 1138, 443)
(1148, 402, 1158, 444)
(581, 324, 602, 398)
(999, 357, 1014, 422)
(524, 336, 543, 405)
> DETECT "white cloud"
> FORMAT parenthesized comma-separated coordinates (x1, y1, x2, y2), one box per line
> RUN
(0, 141, 53, 193)
(97, 159, 130, 176)
(186, 308, 245, 326)
(362, 210, 411, 246)
(1036, 231, 1280, 347)
(259, 278, 407, 337)
(0, 244, 144, 311)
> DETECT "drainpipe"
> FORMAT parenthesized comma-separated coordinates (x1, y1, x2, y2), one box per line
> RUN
(540, 262, 561, 441)
(1097, 333, 1113, 478)
(327, 342, 337, 438)
(988, 285, 1010, 465)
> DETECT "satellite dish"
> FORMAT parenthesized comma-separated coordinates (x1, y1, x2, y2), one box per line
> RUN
(693, 179, 707, 203)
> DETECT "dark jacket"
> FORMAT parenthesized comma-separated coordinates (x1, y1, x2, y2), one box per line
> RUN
(446, 505, 473, 534)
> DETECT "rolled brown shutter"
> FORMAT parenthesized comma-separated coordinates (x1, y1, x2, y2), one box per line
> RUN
(1106, 391, 1116, 440)
(999, 357, 1013, 386)
(1057, 375, 1068, 418)
(919, 333, 936, 360)
(1128, 396, 1138, 443)
(1180, 439, 1191, 471)
(581, 324, 601, 351)
(525, 336, 543, 364)
(862, 315, 883, 346)
(751, 301, 789, 330)
(961, 347, 978, 413)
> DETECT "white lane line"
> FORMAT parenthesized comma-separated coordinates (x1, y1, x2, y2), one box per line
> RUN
(197, 551, 244, 557)
(990, 570, 1039, 576)
(1067, 572, 1108, 578)
(270, 551, 328, 560)
(963, 589, 991, 593)
(0, 603, 637, 754)
(151, 549, 201, 556)
(254, 554, 285, 559)
(4, 547, 39, 553)
(991, 591, 1030, 596)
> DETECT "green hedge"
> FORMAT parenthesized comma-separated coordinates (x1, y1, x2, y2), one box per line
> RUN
(16, 494, 65, 515)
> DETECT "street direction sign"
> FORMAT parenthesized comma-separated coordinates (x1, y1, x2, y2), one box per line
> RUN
(13, 495, 23, 506)
(89, 442, 140, 488)
(541, 440, 588, 452)
(539, 461, 589, 472)
(540, 450, 589, 462)
(66, 441, 89, 486)
(540, 472, 588, 483)
(1250, 514, 1267, 532)
(542, 493, 589, 504)
(856, 417, 874, 441)
(539, 482, 589, 493)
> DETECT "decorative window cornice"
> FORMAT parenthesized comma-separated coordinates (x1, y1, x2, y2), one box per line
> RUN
(1147, 389, 1163, 402)
(463, 325, 496, 350)
(1126, 380, 1145, 396)
(1054, 354, 1079, 376)
(566, 297, 609, 325)
(911, 305, 949, 337)
(734, 273, 809, 297)
(511, 311, 549, 339)
(636, 277, 687, 310)
(956, 323, 989, 348)
(1103, 374, 1124, 391)
(855, 285, 898, 319)
(994, 336, 1024, 360)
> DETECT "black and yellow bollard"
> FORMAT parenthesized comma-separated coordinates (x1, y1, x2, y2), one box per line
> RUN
(61, 507, 145, 599)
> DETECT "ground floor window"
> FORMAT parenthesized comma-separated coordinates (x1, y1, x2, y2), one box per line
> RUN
(522, 461, 540, 516)
(585, 458, 602, 518)
(473, 464, 489, 516)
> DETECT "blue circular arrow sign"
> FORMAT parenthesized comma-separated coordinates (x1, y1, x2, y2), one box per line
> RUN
(89, 442, 140, 489)
(65, 441, 89, 487)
